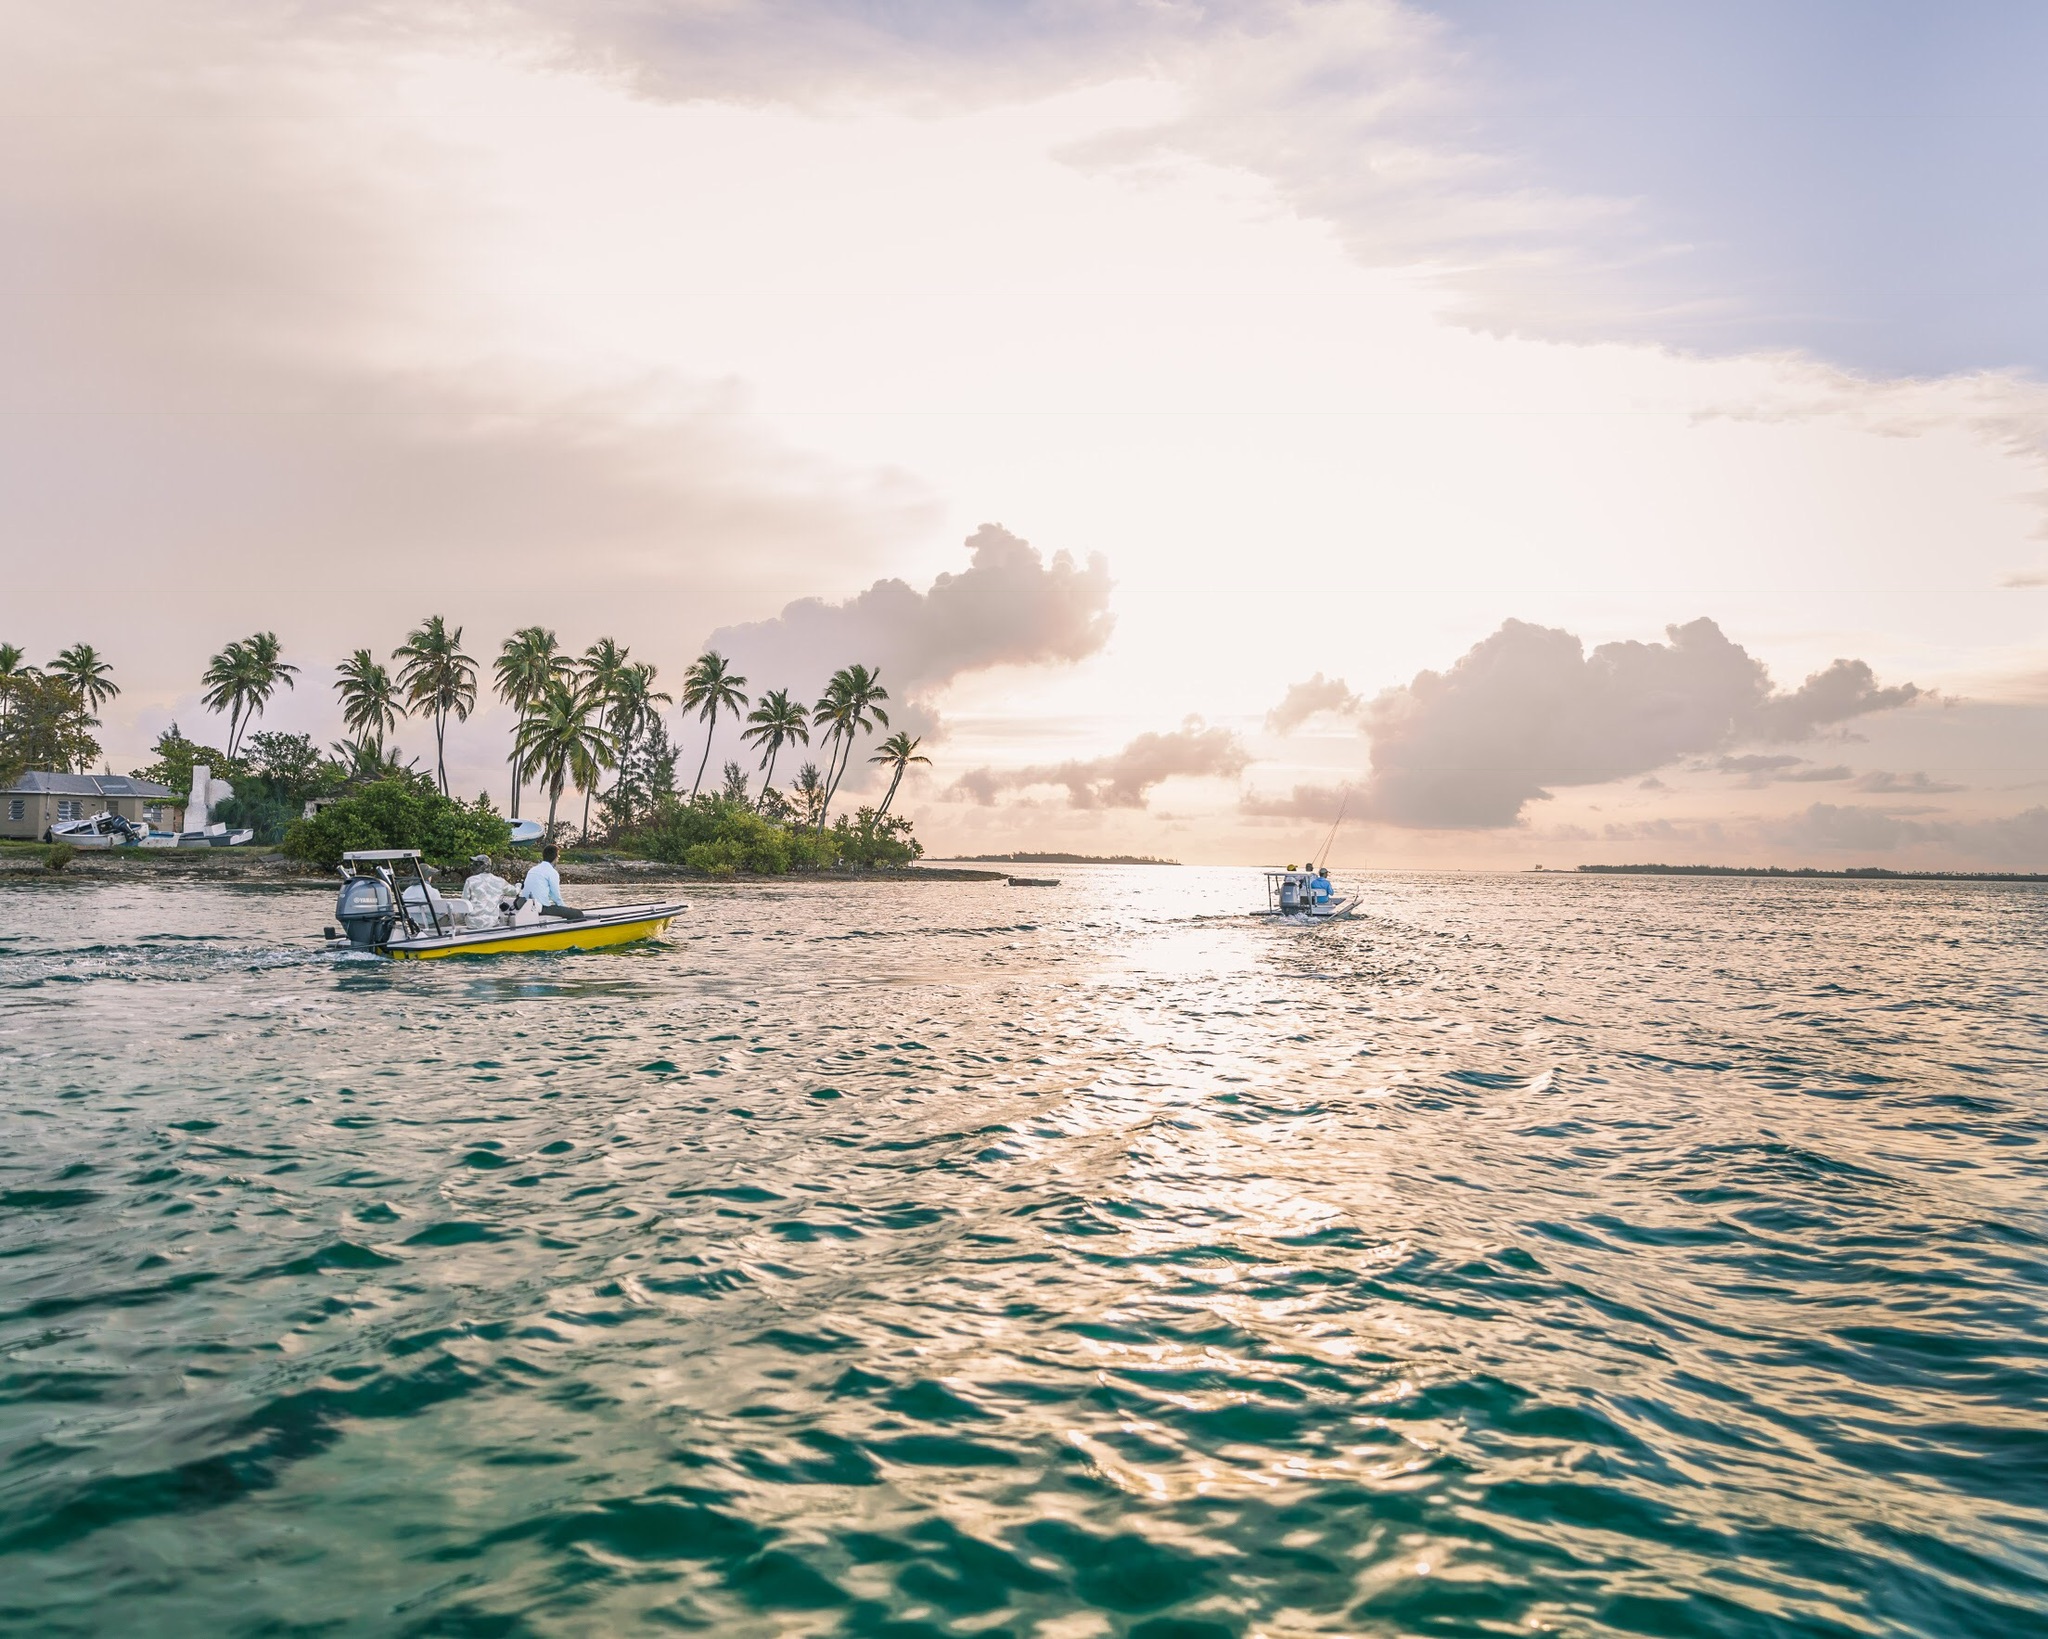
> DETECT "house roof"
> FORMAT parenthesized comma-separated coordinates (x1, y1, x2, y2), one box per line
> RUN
(4, 771, 177, 799)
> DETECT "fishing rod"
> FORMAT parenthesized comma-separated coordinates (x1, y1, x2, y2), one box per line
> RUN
(1312, 787, 1350, 871)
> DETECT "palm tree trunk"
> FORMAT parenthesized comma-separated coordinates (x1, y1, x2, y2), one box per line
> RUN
(756, 744, 780, 808)
(692, 707, 717, 798)
(816, 732, 846, 832)
(508, 748, 522, 819)
(880, 767, 903, 814)
(824, 732, 859, 826)
(435, 712, 448, 795)
(546, 780, 561, 836)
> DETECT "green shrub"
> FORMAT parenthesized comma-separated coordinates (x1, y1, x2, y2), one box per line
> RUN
(684, 839, 744, 877)
(43, 842, 74, 873)
(829, 808, 923, 869)
(636, 796, 791, 872)
(616, 793, 919, 874)
(282, 777, 509, 869)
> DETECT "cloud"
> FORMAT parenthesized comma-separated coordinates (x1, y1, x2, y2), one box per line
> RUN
(1265, 673, 1362, 735)
(1750, 659, 1923, 742)
(1709, 753, 1853, 787)
(1758, 802, 2048, 866)
(1239, 782, 1350, 820)
(952, 719, 1247, 810)
(1359, 616, 1919, 828)
(0, 1, 938, 770)
(704, 524, 1114, 725)
(1850, 769, 1966, 794)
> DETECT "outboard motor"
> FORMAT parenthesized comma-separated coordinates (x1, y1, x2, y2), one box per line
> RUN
(334, 873, 396, 949)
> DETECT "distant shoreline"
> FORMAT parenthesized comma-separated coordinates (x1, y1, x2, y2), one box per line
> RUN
(1570, 863, 2048, 883)
(943, 852, 1182, 866)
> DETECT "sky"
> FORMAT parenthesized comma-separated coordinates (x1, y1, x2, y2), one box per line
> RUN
(6, 0, 2048, 868)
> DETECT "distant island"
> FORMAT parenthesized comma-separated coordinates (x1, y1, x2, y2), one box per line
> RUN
(950, 852, 1182, 866)
(1574, 863, 2048, 883)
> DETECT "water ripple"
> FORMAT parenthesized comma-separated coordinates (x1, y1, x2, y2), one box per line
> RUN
(2, 869, 2046, 1634)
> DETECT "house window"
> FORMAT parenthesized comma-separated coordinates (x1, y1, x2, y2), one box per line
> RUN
(56, 800, 78, 820)
(7, 799, 21, 821)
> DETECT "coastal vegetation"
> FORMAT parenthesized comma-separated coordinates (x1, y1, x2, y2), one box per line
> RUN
(955, 852, 1183, 865)
(4, 625, 932, 874)
(284, 776, 509, 869)
(0, 643, 118, 780)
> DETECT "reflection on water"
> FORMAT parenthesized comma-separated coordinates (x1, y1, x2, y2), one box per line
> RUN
(3, 868, 2047, 1636)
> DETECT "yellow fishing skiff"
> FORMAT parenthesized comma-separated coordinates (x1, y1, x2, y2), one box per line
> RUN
(327, 850, 682, 960)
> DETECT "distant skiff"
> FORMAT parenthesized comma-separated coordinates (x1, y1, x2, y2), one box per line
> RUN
(1258, 868, 1358, 921)
(324, 849, 682, 960)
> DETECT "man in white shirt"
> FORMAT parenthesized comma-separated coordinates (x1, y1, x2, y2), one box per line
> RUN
(522, 843, 572, 916)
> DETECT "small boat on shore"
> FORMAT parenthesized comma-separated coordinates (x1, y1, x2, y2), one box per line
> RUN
(47, 811, 148, 848)
(325, 849, 683, 960)
(1006, 876, 1060, 887)
(1259, 868, 1358, 922)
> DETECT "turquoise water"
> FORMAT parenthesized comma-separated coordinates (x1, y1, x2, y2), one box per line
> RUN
(2, 867, 2046, 1636)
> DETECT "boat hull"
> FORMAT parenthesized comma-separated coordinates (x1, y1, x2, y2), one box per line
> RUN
(377, 902, 683, 960)
(1260, 895, 1360, 922)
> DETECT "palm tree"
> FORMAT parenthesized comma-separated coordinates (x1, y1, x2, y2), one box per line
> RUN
(513, 675, 611, 837)
(740, 687, 809, 806)
(200, 640, 248, 751)
(869, 732, 930, 815)
(577, 638, 634, 840)
(201, 632, 296, 758)
(49, 645, 118, 716)
(812, 664, 889, 829)
(607, 662, 670, 762)
(239, 633, 297, 754)
(334, 649, 405, 757)
(494, 627, 571, 818)
(394, 616, 477, 795)
(601, 661, 671, 830)
(680, 650, 750, 799)
(0, 644, 37, 724)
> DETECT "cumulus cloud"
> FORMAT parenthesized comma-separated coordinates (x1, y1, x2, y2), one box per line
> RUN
(952, 720, 1246, 810)
(1751, 659, 1923, 742)
(704, 524, 1113, 727)
(1359, 617, 1919, 828)
(1265, 673, 1362, 735)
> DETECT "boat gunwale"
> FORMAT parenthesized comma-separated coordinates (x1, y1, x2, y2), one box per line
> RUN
(376, 900, 686, 955)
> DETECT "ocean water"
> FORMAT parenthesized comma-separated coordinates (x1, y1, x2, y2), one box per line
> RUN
(2, 866, 2046, 1638)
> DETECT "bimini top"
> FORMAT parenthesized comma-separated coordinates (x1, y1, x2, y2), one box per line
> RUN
(342, 849, 424, 863)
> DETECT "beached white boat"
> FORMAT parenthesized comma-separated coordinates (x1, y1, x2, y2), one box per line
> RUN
(47, 811, 149, 848)
(325, 849, 683, 960)
(1259, 868, 1358, 921)
(135, 822, 256, 849)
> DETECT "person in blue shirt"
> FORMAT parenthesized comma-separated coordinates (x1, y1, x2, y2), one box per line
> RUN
(1311, 867, 1332, 905)
(522, 843, 569, 913)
